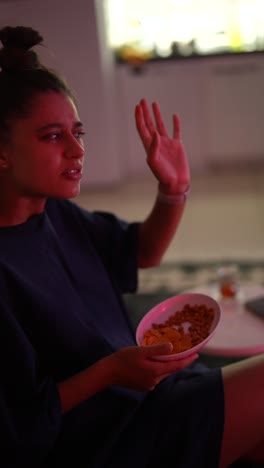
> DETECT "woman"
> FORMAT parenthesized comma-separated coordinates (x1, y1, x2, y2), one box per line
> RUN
(0, 26, 263, 468)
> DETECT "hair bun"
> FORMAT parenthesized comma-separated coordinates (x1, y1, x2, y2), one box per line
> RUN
(0, 26, 43, 50)
(0, 26, 43, 71)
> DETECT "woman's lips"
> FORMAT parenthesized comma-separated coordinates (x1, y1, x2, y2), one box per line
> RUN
(62, 169, 82, 180)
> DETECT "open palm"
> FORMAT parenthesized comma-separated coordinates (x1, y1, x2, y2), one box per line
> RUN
(135, 99, 190, 194)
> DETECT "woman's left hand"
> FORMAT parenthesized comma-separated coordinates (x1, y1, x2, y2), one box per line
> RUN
(135, 98, 190, 194)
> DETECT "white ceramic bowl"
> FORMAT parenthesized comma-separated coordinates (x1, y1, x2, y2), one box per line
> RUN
(136, 293, 222, 361)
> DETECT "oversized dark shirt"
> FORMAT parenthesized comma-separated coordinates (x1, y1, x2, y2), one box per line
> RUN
(0, 198, 224, 468)
(0, 198, 143, 466)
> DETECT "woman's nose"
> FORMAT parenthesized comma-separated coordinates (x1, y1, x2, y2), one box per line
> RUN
(64, 135, 85, 158)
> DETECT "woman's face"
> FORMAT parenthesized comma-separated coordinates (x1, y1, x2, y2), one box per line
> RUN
(1, 91, 85, 200)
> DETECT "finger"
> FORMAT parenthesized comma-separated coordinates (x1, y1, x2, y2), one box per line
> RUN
(171, 353, 199, 369)
(140, 98, 156, 135)
(141, 342, 173, 357)
(179, 353, 199, 366)
(135, 104, 152, 150)
(158, 352, 199, 369)
(154, 354, 199, 381)
(152, 102, 168, 137)
(173, 114, 181, 140)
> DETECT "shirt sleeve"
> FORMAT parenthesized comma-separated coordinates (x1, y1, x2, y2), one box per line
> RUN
(0, 299, 62, 467)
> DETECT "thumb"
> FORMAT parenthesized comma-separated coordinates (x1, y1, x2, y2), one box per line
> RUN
(143, 342, 173, 356)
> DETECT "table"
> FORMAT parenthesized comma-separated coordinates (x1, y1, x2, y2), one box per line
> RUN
(185, 281, 264, 358)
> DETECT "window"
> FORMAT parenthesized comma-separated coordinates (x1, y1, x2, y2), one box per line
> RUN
(104, 0, 264, 62)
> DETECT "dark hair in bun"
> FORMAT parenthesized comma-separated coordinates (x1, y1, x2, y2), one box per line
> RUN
(0, 25, 43, 49)
(0, 26, 43, 71)
(0, 25, 75, 138)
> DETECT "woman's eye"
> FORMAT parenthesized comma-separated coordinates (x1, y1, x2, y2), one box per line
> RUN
(41, 131, 85, 141)
(42, 133, 60, 141)
(51, 133, 60, 140)
(75, 131, 86, 140)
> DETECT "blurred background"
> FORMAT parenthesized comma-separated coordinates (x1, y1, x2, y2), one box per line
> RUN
(1, 0, 263, 264)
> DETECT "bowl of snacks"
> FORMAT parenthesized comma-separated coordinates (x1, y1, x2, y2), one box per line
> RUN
(136, 293, 221, 361)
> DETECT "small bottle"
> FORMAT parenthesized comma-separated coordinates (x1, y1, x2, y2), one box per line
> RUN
(216, 264, 239, 299)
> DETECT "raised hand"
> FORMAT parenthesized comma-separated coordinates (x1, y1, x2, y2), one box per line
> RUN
(135, 98, 190, 194)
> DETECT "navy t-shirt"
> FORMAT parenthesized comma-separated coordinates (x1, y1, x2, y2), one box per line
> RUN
(0, 199, 224, 468)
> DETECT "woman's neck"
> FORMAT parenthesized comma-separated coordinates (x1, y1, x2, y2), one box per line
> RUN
(0, 193, 46, 227)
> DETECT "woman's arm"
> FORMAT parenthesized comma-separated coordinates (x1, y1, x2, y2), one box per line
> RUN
(57, 355, 114, 414)
(138, 192, 187, 267)
(134, 99, 190, 268)
(58, 344, 198, 414)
